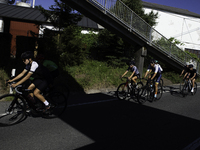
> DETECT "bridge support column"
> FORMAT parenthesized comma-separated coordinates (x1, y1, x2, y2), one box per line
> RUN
(134, 47, 147, 77)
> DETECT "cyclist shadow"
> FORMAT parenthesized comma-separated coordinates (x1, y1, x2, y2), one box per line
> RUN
(164, 86, 185, 98)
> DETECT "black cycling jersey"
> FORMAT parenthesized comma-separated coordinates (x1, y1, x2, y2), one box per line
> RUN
(188, 69, 197, 78)
(25, 61, 52, 83)
(183, 65, 189, 74)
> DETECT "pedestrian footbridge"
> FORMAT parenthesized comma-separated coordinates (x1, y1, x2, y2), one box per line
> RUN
(64, 0, 199, 73)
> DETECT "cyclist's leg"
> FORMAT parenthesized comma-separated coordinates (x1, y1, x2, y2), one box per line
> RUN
(191, 78, 195, 92)
(33, 79, 50, 110)
(27, 83, 35, 102)
(132, 75, 138, 85)
(154, 74, 162, 98)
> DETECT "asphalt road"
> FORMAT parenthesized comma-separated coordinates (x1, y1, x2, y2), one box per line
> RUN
(1, 85, 200, 150)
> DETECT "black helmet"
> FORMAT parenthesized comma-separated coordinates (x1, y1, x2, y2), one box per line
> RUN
(21, 51, 34, 59)
(129, 61, 135, 66)
(189, 64, 193, 68)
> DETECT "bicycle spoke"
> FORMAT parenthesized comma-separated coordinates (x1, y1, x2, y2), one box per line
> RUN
(117, 83, 129, 100)
(0, 94, 26, 126)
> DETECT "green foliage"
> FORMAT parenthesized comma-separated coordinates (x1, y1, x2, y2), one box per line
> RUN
(185, 51, 200, 62)
(64, 60, 128, 90)
(38, 0, 82, 29)
(121, 0, 158, 26)
(162, 71, 181, 84)
(0, 69, 9, 91)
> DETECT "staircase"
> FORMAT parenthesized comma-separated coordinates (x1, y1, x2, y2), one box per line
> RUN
(64, 0, 199, 73)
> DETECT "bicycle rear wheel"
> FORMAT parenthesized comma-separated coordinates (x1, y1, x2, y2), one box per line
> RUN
(0, 94, 26, 126)
(116, 83, 129, 100)
(44, 91, 67, 118)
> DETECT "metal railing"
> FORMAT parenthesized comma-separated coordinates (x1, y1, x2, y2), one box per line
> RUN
(87, 0, 199, 73)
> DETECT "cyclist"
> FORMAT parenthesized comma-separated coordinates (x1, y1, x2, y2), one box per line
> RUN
(36, 54, 59, 79)
(121, 61, 140, 86)
(180, 62, 189, 79)
(8, 51, 53, 112)
(185, 64, 197, 93)
(144, 59, 162, 99)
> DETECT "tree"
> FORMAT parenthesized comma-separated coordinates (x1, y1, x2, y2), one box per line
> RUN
(38, 0, 82, 30)
(121, 0, 158, 26)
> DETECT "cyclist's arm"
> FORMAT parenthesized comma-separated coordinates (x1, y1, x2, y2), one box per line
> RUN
(129, 71, 135, 79)
(13, 72, 32, 87)
(121, 70, 128, 78)
(8, 69, 27, 82)
(183, 72, 188, 78)
(190, 73, 196, 80)
(180, 70, 184, 76)
(144, 69, 152, 78)
(151, 73, 157, 80)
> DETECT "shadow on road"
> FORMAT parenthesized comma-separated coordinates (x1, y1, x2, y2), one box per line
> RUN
(59, 92, 200, 150)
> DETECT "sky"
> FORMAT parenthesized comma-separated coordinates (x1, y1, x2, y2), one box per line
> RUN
(29, 0, 200, 15)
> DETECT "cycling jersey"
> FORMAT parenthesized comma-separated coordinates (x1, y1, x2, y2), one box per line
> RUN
(183, 65, 189, 74)
(154, 64, 162, 74)
(25, 61, 53, 91)
(188, 69, 197, 79)
(127, 66, 140, 75)
(147, 64, 163, 72)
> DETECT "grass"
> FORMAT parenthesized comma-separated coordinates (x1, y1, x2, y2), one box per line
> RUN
(64, 60, 132, 90)
(1, 60, 199, 92)
(0, 69, 9, 92)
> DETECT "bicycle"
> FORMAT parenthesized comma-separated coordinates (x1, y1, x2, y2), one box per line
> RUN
(0, 82, 69, 126)
(180, 79, 197, 97)
(137, 78, 163, 104)
(116, 77, 143, 101)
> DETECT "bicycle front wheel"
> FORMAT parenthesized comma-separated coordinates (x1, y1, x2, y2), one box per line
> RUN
(116, 83, 129, 100)
(44, 91, 67, 118)
(0, 94, 26, 126)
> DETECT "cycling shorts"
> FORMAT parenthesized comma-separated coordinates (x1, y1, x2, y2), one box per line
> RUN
(132, 74, 140, 79)
(33, 79, 48, 92)
(151, 73, 162, 84)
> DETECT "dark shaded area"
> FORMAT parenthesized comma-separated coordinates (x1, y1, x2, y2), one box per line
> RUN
(0, 33, 12, 68)
(60, 95, 200, 150)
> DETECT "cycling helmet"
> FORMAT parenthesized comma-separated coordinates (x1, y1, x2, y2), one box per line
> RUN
(129, 61, 135, 66)
(186, 62, 189, 66)
(189, 64, 193, 68)
(21, 51, 34, 59)
(154, 60, 158, 64)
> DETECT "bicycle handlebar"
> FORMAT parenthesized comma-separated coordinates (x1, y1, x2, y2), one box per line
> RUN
(7, 81, 31, 95)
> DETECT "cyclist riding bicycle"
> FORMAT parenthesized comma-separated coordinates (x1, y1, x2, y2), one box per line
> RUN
(184, 64, 197, 93)
(144, 59, 163, 99)
(8, 51, 53, 112)
(121, 61, 140, 86)
(180, 62, 189, 79)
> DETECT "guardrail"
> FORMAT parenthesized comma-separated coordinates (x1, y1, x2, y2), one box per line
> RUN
(87, 0, 199, 73)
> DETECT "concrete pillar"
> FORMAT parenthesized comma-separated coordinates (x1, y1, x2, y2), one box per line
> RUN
(134, 47, 147, 77)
